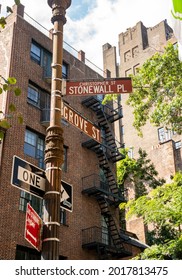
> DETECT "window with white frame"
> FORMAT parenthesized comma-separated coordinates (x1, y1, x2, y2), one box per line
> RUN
(175, 141, 182, 149)
(28, 84, 39, 107)
(19, 190, 43, 217)
(30, 42, 41, 64)
(24, 129, 45, 169)
(128, 147, 134, 159)
(158, 127, 173, 143)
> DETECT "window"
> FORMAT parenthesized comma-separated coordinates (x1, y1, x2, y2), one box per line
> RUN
(173, 42, 178, 50)
(128, 147, 134, 159)
(62, 146, 68, 172)
(62, 62, 69, 79)
(132, 46, 139, 58)
(125, 68, 132, 77)
(28, 84, 39, 106)
(60, 208, 67, 225)
(15, 245, 41, 260)
(24, 129, 45, 169)
(124, 50, 131, 62)
(30, 40, 69, 80)
(101, 215, 109, 245)
(27, 81, 50, 110)
(158, 127, 172, 143)
(30, 42, 41, 64)
(19, 191, 43, 217)
(30, 41, 52, 77)
(175, 141, 182, 149)
(133, 63, 140, 75)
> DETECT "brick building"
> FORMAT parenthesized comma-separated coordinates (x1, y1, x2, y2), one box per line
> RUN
(103, 20, 182, 242)
(0, 4, 147, 259)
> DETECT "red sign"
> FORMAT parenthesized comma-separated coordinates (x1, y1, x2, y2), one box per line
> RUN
(64, 78, 132, 96)
(62, 103, 101, 143)
(25, 203, 43, 251)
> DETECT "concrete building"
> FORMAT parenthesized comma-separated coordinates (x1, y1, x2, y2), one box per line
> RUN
(103, 20, 182, 242)
(0, 4, 147, 259)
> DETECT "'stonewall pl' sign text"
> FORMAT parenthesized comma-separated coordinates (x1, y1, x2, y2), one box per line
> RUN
(64, 78, 132, 96)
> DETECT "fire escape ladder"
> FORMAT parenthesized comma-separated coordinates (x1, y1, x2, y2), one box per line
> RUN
(98, 197, 125, 251)
(98, 108, 124, 163)
(98, 149, 119, 197)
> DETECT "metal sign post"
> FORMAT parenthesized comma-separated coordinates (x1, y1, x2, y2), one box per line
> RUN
(41, 0, 72, 260)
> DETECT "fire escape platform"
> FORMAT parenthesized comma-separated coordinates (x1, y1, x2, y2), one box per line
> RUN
(82, 174, 125, 204)
(82, 227, 132, 259)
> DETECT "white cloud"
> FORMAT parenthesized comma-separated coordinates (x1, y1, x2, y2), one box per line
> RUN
(65, 0, 172, 71)
(1, 0, 172, 73)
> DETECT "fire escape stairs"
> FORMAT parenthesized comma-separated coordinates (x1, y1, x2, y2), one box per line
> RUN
(82, 96, 125, 202)
(81, 97, 131, 257)
(97, 196, 127, 255)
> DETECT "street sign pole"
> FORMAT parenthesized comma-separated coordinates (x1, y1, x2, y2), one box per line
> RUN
(41, 0, 71, 260)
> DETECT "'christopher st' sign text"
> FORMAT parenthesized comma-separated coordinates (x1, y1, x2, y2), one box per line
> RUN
(64, 78, 132, 96)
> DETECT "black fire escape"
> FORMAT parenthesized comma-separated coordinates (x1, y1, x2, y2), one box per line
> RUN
(81, 96, 132, 259)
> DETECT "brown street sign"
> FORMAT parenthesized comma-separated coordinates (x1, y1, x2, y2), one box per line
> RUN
(63, 77, 132, 96)
(62, 103, 101, 143)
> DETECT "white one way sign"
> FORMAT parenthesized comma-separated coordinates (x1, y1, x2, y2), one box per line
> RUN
(11, 156, 73, 212)
(11, 155, 46, 198)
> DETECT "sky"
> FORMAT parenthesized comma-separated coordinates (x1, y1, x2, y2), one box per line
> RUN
(0, 0, 173, 72)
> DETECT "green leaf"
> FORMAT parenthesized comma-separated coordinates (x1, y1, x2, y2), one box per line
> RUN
(9, 103, 16, 112)
(3, 84, 9, 91)
(14, 88, 21, 96)
(17, 115, 23, 124)
(0, 88, 3, 94)
(7, 77, 17, 85)
(14, 0, 21, 5)
(0, 131, 5, 139)
(126, 43, 182, 135)
(0, 119, 11, 129)
(0, 17, 6, 29)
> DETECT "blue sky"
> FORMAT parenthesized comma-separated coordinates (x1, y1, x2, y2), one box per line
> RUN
(1, 0, 173, 71)
(68, 0, 96, 20)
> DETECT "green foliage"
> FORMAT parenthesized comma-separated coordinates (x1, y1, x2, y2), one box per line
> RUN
(121, 172, 182, 259)
(0, 1, 22, 138)
(14, 0, 21, 5)
(0, 17, 6, 28)
(117, 148, 164, 199)
(127, 43, 182, 136)
(0, 76, 22, 138)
